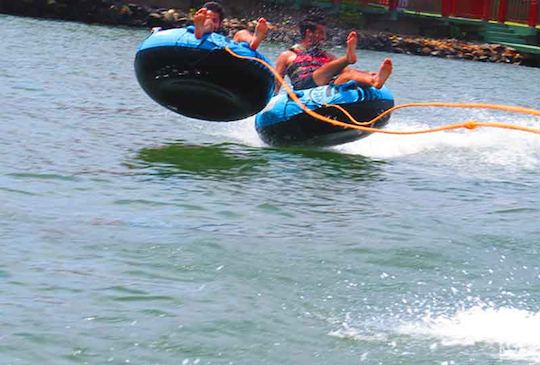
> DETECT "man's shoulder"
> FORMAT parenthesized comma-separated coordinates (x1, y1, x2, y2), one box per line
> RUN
(278, 48, 297, 59)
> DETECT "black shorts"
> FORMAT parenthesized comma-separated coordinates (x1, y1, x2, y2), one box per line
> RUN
(293, 75, 318, 90)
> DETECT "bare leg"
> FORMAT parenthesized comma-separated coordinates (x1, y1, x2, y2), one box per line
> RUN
(334, 59, 393, 89)
(311, 31, 358, 86)
(345, 31, 357, 64)
(233, 30, 253, 43)
(311, 57, 349, 85)
(334, 68, 376, 86)
(373, 58, 393, 88)
(233, 18, 269, 50)
(250, 18, 268, 50)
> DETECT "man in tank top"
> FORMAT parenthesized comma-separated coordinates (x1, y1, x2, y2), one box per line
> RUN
(274, 15, 393, 93)
(193, 2, 269, 51)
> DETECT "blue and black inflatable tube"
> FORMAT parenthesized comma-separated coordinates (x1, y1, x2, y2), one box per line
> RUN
(135, 27, 275, 121)
(255, 81, 395, 146)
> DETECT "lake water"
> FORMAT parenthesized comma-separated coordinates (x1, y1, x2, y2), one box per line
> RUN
(1, 14, 540, 365)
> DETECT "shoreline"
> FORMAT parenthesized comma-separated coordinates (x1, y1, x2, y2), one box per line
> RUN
(0, 0, 529, 67)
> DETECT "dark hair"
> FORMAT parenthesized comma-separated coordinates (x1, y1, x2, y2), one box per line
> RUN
(299, 15, 326, 38)
(203, 2, 225, 21)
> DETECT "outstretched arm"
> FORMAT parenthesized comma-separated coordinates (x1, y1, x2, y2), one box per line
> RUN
(273, 50, 294, 94)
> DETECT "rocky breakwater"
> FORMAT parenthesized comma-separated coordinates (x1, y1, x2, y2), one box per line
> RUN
(0, 0, 525, 65)
(253, 10, 524, 66)
(267, 23, 524, 65)
(0, 0, 290, 37)
(387, 35, 523, 65)
(0, 0, 187, 27)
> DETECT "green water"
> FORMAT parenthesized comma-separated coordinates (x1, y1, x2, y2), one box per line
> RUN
(1, 14, 540, 365)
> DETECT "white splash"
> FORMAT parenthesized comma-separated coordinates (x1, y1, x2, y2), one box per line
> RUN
(214, 117, 265, 147)
(203, 112, 540, 171)
(331, 115, 540, 177)
(398, 306, 540, 363)
(336, 117, 539, 160)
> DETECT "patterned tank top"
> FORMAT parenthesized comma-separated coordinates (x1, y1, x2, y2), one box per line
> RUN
(286, 44, 332, 90)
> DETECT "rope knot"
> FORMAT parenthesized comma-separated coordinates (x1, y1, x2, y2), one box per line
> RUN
(464, 120, 478, 130)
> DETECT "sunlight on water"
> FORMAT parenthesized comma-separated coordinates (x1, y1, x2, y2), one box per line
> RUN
(328, 305, 540, 363)
(398, 306, 540, 363)
(328, 322, 388, 343)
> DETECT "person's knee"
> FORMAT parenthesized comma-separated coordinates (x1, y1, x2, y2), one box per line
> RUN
(312, 71, 332, 86)
(341, 69, 358, 80)
(233, 29, 253, 43)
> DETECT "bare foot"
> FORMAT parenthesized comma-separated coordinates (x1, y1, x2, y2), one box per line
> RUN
(194, 8, 207, 39)
(346, 31, 358, 64)
(250, 17, 269, 50)
(373, 58, 393, 89)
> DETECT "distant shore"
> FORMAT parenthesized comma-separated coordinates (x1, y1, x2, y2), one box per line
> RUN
(0, 0, 528, 66)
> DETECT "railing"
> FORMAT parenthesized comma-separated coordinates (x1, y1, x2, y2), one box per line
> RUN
(402, 0, 443, 14)
(331, 0, 392, 7)
(537, 0, 540, 26)
(406, 0, 538, 26)
(454, 1, 485, 18)
(272, 0, 538, 26)
(294, 0, 391, 7)
(507, 0, 530, 22)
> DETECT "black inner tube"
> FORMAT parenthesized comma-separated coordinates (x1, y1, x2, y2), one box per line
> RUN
(135, 47, 274, 121)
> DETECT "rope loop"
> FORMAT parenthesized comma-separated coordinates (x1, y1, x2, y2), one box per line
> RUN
(224, 47, 540, 135)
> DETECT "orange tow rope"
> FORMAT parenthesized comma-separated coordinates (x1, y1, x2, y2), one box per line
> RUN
(225, 47, 540, 135)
